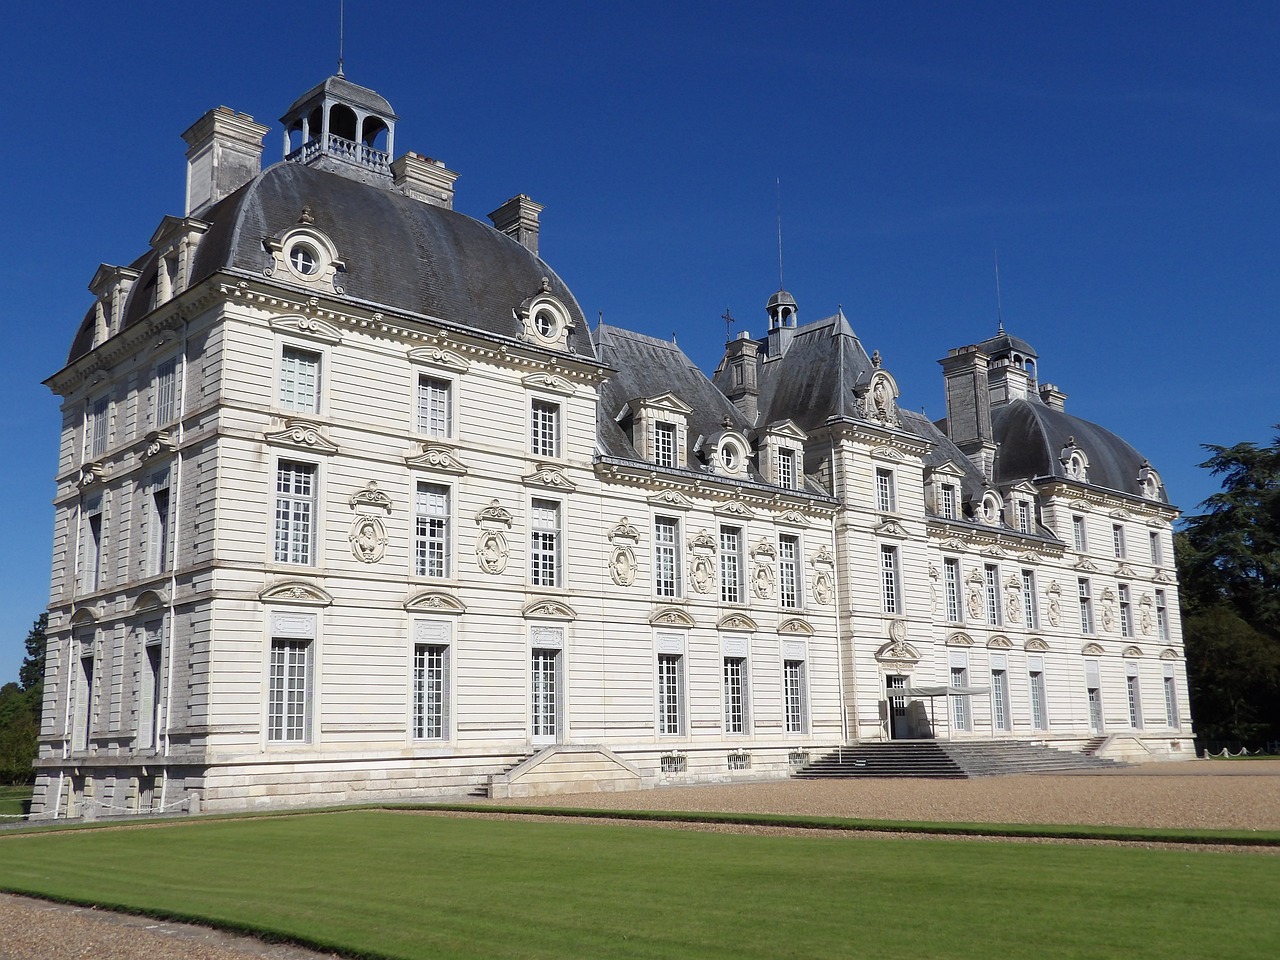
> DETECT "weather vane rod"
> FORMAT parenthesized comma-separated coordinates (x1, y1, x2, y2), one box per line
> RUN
(776, 178, 785, 291)
(994, 247, 1004, 334)
(337, 0, 346, 76)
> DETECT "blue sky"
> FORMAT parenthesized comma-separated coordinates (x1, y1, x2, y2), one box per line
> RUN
(1, 2, 1276, 682)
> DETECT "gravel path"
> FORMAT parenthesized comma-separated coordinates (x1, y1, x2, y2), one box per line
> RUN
(3, 759, 1278, 959)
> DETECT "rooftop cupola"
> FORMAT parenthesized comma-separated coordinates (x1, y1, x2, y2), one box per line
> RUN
(978, 327, 1040, 406)
(281, 75, 398, 179)
(766, 289, 798, 357)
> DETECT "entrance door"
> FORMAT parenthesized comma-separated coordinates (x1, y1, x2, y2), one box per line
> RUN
(531, 649, 559, 744)
(887, 675, 909, 739)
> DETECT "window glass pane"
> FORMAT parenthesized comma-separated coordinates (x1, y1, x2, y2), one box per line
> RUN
(415, 483, 450, 577)
(280, 347, 320, 412)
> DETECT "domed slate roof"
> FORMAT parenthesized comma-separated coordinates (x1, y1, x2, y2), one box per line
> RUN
(68, 161, 591, 364)
(283, 75, 398, 120)
(991, 398, 1165, 502)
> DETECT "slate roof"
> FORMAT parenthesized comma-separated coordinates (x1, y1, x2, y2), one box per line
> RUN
(989, 399, 1166, 502)
(283, 75, 398, 120)
(68, 162, 591, 364)
(593, 323, 756, 469)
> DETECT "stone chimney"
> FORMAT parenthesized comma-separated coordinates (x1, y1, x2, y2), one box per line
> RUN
(939, 346, 998, 478)
(720, 331, 761, 422)
(182, 107, 269, 216)
(391, 153, 460, 209)
(488, 195, 543, 256)
(987, 356, 1032, 406)
(1038, 382, 1068, 411)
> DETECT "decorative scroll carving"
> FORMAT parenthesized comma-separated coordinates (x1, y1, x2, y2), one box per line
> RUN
(476, 499, 514, 528)
(1025, 637, 1050, 652)
(1122, 645, 1144, 658)
(407, 345, 470, 372)
(266, 418, 339, 454)
(268, 315, 343, 344)
(716, 500, 756, 520)
(348, 515, 387, 563)
(987, 635, 1013, 649)
(946, 631, 974, 647)
(349, 481, 392, 514)
(406, 443, 469, 474)
(928, 564, 940, 614)
(750, 539, 776, 600)
(858, 370, 900, 427)
(521, 372, 576, 395)
(649, 606, 696, 628)
(1004, 574, 1022, 625)
(686, 528, 717, 595)
(608, 517, 640, 587)
(522, 598, 578, 621)
(875, 638, 920, 665)
(649, 489, 694, 510)
(779, 617, 815, 637)
(1082, 642, 1105, 656)
(718, 613, 759, 632)
(1100, 587, 1117, 631)
(475, 499, 512, 575)
(138, 430, 176, 462)
(811, 545, 836, 606)
(1139, 594, 1154, 635)
(965, 568, 984, 620)
(403, 590, 466, 614)
(778, 509, 810, 527)
(77, 463, 107, 488)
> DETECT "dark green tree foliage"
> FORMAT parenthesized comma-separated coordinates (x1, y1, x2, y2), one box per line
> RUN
(1177, 426, 1280, 742)
(0, 614, 46, 784)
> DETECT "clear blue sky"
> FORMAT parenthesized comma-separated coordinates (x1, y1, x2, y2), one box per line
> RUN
(1, 2, 1276, 683)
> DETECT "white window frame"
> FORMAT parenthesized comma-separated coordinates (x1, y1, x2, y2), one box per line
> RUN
(530, 498, 562, 588)
(411, 619, 452, 741)
(153, 356, 178, 427)
(983, 563, 1002, 626)
(140, 622, 164, 751)
(991, 666, 1011, 732)
(147, 468, 172, 577)
(416, 374, 453, 439)
(1086, 658, 1103, 733)
(777, 447, 797, 490)
(530, 627, 565, 743)
(1149, 530, 1163, 566)
(944, 558, 962, 623)
(653, 421, 677, 468)
(719, 525, 743, 604)
(1112, 523, 1127, 560)
(950, 658, 971, 731)
(654, 516, 681, 599)
(875, 468, 897, 513)
(778, 534, 802, 609)
(880, 544, 901, 615)
(1078, 578, 1094, 634)
(1119, 583, 1133, 638)
(723, 656, 748, 735)
(1163, 664, 1179, 728)
(783, 658, 808, 734)
(1126, 663, 1143, 729)
(1156, 590, 1169, 641)
(530, 398, 561, 459)
(1072, 514, 1087, 552)
(657, 652, 685, 736)
(274, 460, 318, 566)
(1021, 569, 1038, 628)
(1028, 661, 1048, 731)
(414, 481, 451, 578)
(939, 483, 958, 521)
(279, 344, 322, 413)
(81, 495, 104, 593)
(86, 394, 110, 460)
(267, 637, 313, 743)
(1016, 500, 1033, 534)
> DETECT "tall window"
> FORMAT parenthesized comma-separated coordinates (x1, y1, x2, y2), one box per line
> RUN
(777, 447, 796, 489)
(154, 357, 178, 426)
(653, 422, 676, 468)
(723, 657, 747, 734)
(1016, 500, 1033, 534)
(1149, 531, 1163, 566)
(416, 376, 452, 438)
(86, 394, 109, 459)
(939, 483, 958, 520)
(1126, 665, 1143, 729)
(1029, 666, 1048, 731)
(1163, 665, 1179, 728)
(944, 558, 962, 623)
(1072, 515, 1087, 552)
(279, 346, 321, 413)
(148, 471, 172, 576)
(1078, 578, 1094, 634)
(82, 496, 104, 592)
(268, 638, 311, 742)
(880, 545, 901, 614)
(1155, 590, 1169, 641)
(654, 517, 680, 598)
(1119, 583, 1133, 637)
(1086, 660, 1103, 733)
(413, 643, 448, 739)
(657, 654, 684, 735)
(530, 499, 561, 587)
(719, 526, 743, 604)
(1021, 569, 1038, 628)
(983, 564, 1002, 625)
(73, 647, 95, 752)
(414, 483, 450, 578)
(1112, 523, 1126, 559)
(875, 468, 896, 513)
(783, 659, 807, 734)
(530, 399, 560, 458)
(274, 461, 316, 565)
(531, 646, 560, 740)
(141, 626, 164, 750)
(778, 535, 801, 609)
(950, 664, 970, 731)
(991, 668, 1011, 731)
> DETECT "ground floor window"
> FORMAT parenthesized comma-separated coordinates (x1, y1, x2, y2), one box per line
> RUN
(1126, 665, 1143, 729)
(413, 644, 448, 739)
(1163, 665, 1180, 728)
(657, 653, 684, 735)
(1029, 668, 1048, 731)
(268, 639, 311, 742)
(531, 648, 559, 741)
(723, 657, 747, 734)
(991, 668, 1011, 731)
(784, 659, 807, 734)
(1085, 659, 1103, 734)
(950, 664, 970, 731)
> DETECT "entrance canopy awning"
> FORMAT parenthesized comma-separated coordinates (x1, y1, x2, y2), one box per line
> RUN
(892, 686, 992, 698)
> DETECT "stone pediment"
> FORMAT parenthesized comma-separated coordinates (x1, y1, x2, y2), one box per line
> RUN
(403, 590, 466, 614)
(715, 500, 756, 520)
(608, 518, 641, 543)
(1081, 642, 1105, 656)
(406, 443, 469, 474)
(476, 500, 513, 528)
(522, 372, 576, 396)
(1160, 648, 1180, 660)
(407, 345, 470, 372)
(870, 445, 906, 461)
(523, 463, 576, 491)
(1074, 556, 1099, 572)
(1115, 562, 1137, 578)
(778, 617, 815, 637)
(987, 635, 1013, 649)
(717, 613, 759, 632)
(349, 482, 392, 514)
(522, 598, 578, 621)
(649, 489, 694, 510)
(649, 605, 696, 628)
(874, 520, 909, 539)
(945, 631, 975, 647)
(266, 419, 339, 454)
(875, 639, 921, 664)
(1024, 637, 1050, 652)
(132, 590, 169, 612)
(259, 581, 334, 606)
(1122, 645, 1144, 658)
(778, 510, 811, 527)
(269, 315, 343, 345)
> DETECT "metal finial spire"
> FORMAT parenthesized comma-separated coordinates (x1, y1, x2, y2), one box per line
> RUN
(776, 177, 785, 291)
(337, 0, 345, 76)
(722, 307, 736, 342)
(994, 248, 1004, 334)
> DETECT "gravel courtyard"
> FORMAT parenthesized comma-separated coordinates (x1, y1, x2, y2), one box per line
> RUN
(3, 760, 1278, 960)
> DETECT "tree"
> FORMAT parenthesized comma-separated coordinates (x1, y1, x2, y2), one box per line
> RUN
(19, 613, 47, 693)
(1177, 425, 1280, 743)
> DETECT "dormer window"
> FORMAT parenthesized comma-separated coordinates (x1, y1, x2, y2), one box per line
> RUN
(979, 490, 1003, 526)
(289, 243, 319, 277)
(777, 448, 796, 490)
(1016, 500, 1033, 534)
(533, 306, 559, 339)
(620, 393, 691, 470)
(654, 422, 677, 468)
(712, 433, 749, 478)
(518, 285, 573, 350)
(266, 226, 345, 291)
(940, 483, 958, 520)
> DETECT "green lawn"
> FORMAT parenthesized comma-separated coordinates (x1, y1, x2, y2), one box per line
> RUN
(1, 810, 1277, 960)
(0, 784, 32, 817)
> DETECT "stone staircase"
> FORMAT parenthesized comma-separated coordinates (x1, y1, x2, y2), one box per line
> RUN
(467, 753, 534, 797)
(794, 740, 1126, 780)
